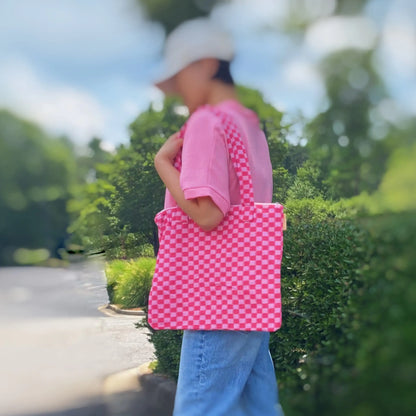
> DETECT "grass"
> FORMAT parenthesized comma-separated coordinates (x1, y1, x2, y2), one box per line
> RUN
(105, 257, 156, 308)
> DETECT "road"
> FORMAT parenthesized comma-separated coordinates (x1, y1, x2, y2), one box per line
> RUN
(0, 256, 155, 416)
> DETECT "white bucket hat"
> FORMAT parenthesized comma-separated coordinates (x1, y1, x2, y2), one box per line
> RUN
(154, 18, 234, 94)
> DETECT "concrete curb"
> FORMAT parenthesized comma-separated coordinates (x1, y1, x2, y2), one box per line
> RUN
(105, 303, 145, 316)
(103, 362, 176, 416)
(103, 362, 153, 395)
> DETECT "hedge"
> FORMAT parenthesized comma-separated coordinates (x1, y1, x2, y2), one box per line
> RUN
(139, 206, 416, 415)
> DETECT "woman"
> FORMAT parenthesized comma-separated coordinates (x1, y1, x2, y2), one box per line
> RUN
(152, 18, 284, 416)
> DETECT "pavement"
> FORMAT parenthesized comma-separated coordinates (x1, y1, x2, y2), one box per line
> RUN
(0, 255, 175, 416)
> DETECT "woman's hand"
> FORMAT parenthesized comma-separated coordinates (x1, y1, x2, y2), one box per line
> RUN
(154, 132, 183, 165)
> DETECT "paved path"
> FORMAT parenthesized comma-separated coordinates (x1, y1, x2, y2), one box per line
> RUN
(0, 256, 155, 416)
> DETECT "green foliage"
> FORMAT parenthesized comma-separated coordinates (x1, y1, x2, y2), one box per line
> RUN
(237, 85, 307, 203)
(103, 235, 154, 261)
(277, 211, 416, 416)
(105, 257, 156, 308)
(272, 215, 368, 414)
(65, 136, 119, 256)
(0, 109, 77, 265)
(284, 197, 350, 225)
(109, 98, 187, 255)
(145, 326, 183, 380)
(281, 0, 367, 32)
(71, 137, 114, 185)
(340, 139, 416, 216)
(237, 85, 284, 125)
(67, 178, 116, 254)
(66, 98, 188, 258)
(138, 0, 217, 33)
(286, 161, 323, 200)
(339, 212, 416, 416)
(372, 140, 416, 212)
(305, 49, 394, 199)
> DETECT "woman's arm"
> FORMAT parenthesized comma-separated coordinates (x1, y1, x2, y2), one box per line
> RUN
(154, 133, 224, 232)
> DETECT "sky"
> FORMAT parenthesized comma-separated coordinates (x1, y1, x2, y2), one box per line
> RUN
(0, 0, 415, 153)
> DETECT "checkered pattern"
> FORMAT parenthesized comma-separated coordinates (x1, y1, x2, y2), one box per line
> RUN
(148, 108, 284, 331)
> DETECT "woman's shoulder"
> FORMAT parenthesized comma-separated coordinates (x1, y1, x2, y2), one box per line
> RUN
(186, 105, 222, 132)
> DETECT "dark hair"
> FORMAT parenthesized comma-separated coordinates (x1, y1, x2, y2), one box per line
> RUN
(212, 60, 234, 85)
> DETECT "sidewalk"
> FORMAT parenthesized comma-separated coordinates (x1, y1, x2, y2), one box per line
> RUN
(100, 303, 176, 416)
(0, 258, 156, 416)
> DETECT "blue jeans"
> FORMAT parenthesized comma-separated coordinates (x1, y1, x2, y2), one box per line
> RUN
(173, 330, 284, 416)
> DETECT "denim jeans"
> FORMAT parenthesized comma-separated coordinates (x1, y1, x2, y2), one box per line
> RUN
(173, 330, 284, 416)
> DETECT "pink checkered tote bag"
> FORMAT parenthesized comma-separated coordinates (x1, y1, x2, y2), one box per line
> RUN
(148, 108, 284, 331)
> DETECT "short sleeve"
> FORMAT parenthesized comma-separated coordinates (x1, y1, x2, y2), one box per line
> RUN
(179, 108, 230, 216)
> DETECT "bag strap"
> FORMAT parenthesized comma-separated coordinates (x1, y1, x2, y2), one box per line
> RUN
(173, 106, 255, 207)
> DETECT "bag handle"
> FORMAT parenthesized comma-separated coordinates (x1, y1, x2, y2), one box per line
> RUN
(210, 108, 255, 207)
(173, 106, 255, 208)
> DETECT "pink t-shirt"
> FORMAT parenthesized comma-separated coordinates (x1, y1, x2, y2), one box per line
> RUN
(164, 99, 273, 216)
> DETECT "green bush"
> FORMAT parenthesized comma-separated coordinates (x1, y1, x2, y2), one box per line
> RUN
(272, 217, 368, 414)
(274, 211, 416, 416)
(284, 197, 352, 224)
(105, 257, 156, 308)
(102, 233, 155, 260)
(146, 325, 183, 380)
(328, 212, 416, 416)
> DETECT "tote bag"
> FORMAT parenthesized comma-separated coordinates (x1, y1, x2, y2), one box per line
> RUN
(148, 108, 284, 331)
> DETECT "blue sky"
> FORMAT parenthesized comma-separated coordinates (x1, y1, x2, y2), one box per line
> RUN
(0, 0, 415, 153)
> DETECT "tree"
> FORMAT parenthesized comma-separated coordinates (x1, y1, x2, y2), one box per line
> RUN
(0, 110, 77, 265)
(306, 50, 394, 199)
(286, 160, 323, 201)
(110, 97, 187, 255)
(237, 86, 305, 203)
(138, 0, 218, 33)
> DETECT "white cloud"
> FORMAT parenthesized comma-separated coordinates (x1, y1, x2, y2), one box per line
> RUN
(306, 16, 378, 57)
(381, 18, 416, 76)
(211, 0, 289, 32)
(0, 57, 108, 144)
(282, 60, 322, 88)
(0, 0, 166, 150)
(0, 0, 162, 66)
(272, 60, 326, 117)
(371, 0, 416, 116)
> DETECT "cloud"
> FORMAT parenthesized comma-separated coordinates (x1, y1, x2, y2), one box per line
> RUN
(380, 16, 416, 77)
(305, 16, 378, 57)
(211, 0, 289, 32)
(0, 0, 166, 149)
(372, 0, 416, 115)
(0, 0, 164, 85)
(0, 57, 108, 144)
(273, 59, 326, 117)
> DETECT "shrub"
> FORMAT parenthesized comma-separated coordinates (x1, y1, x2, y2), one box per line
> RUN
(272, 218, 368, 414)
(274, 211, 416, 416)
(147, 325, 183, 380)
(103, 233, 155, 260)
(327, 212, 416, 416)
(105, 257, 156, 308)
